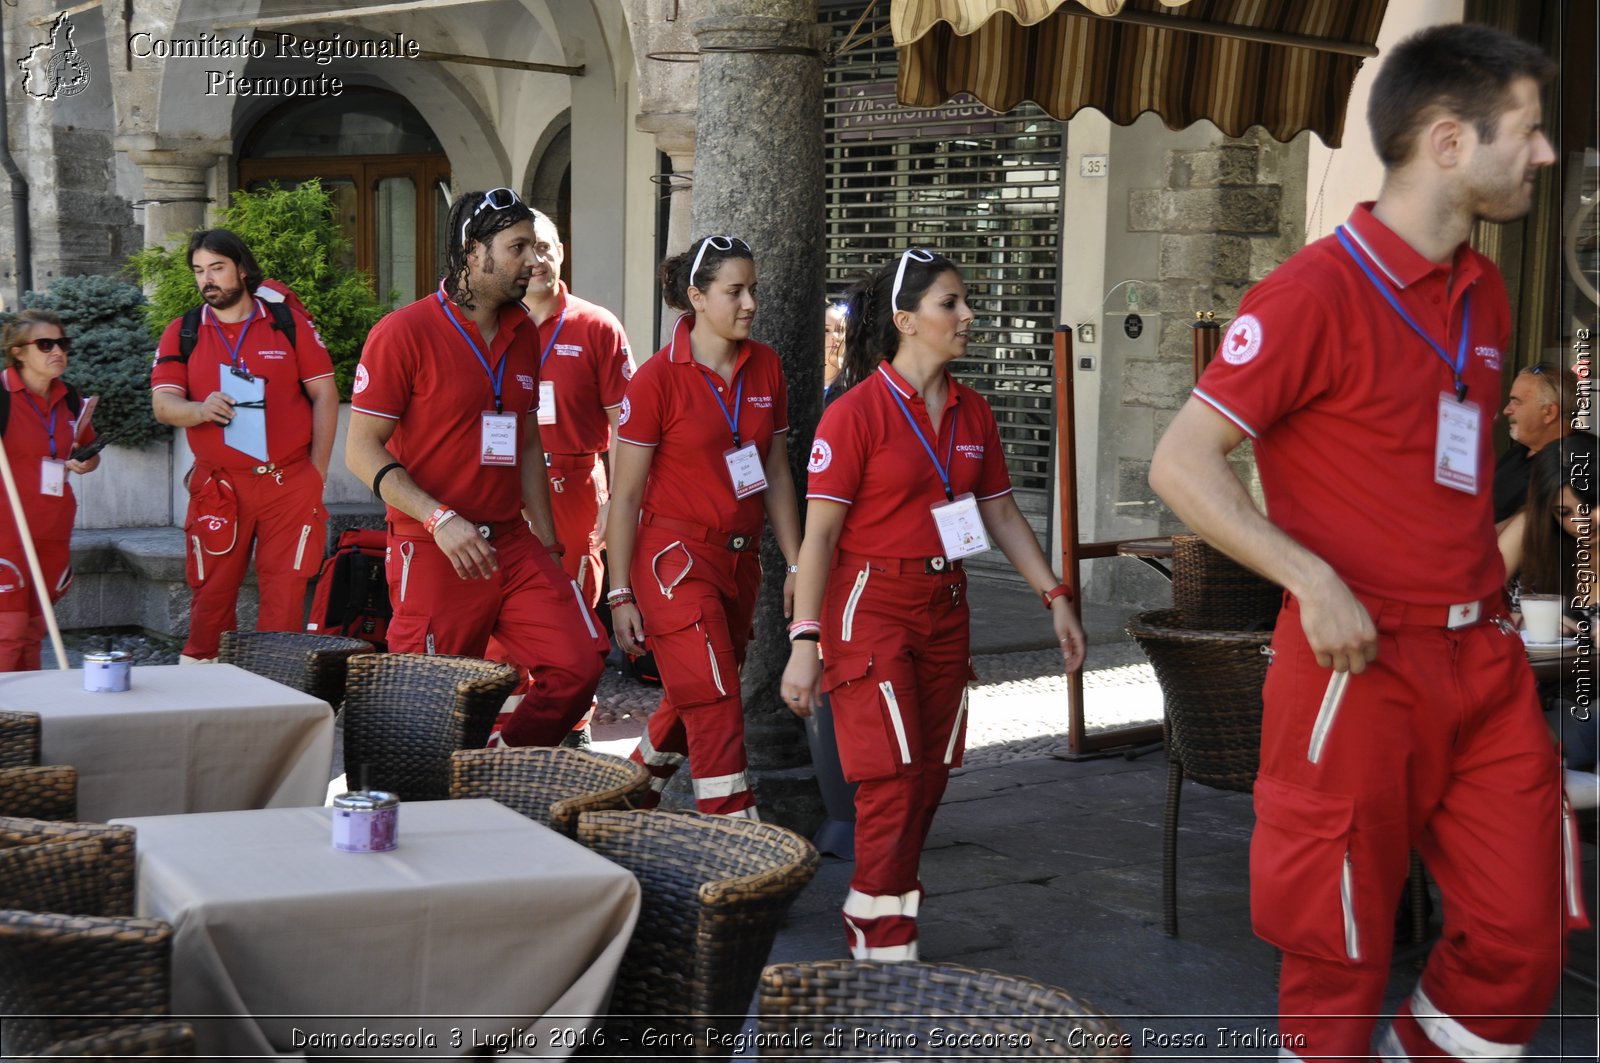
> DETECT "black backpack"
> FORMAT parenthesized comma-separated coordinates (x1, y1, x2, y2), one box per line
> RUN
(154, 300, 297, 368)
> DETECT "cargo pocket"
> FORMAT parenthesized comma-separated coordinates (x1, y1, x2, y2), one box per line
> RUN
(650, 605, 736, 709)
(825, 653, 913, 782)
(1250, 774, 1364, 964)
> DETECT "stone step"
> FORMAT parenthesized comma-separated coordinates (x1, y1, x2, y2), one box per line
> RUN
(60, 503, 386, 638)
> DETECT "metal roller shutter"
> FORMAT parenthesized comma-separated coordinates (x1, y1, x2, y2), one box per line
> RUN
(823, 3, 1061, 578)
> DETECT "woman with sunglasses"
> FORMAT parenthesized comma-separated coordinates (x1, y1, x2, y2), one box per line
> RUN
(780, 248, 1085, 959)
(607, 236, 802, 817)
(0, 311, 100, 670)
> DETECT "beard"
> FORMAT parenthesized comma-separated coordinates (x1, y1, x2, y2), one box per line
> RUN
(475, 251, 529, 307)
(202, 284, 247, 311)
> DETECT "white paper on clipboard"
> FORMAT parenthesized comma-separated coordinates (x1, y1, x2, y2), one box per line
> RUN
(223, 374, 270, 462)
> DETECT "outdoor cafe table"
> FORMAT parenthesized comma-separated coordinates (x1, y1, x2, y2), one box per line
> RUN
(113, 798, 640, 1060)
(0, 663, 332, 820)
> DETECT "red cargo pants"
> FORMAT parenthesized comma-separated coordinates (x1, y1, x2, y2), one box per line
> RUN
(385, 521, 608, 746)
(821, 552, 973, 960)
(1254, 593, 1586, 1061)
(627, 521, 761, 817)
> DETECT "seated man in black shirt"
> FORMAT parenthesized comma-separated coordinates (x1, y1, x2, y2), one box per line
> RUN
(1494, 361, 1579, 526)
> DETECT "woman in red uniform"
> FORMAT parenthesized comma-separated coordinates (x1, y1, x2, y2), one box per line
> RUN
(0, 310, 101, 670)
(608, 236, 802, 817)
(781, 248, 1086, 959)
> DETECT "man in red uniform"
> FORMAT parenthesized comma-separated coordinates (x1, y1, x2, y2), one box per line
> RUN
(1150, 25, 1583, 1061)
(486, 210, 632, 747)
(151, 230, 337, 661)
(345, 188, 607, 747)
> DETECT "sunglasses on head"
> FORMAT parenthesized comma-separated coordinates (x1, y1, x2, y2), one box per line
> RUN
(460, 187, 522, 250)
(24, 337, 70, 354)
(890, 247, 937, 311)
(689, 236, 752, 289)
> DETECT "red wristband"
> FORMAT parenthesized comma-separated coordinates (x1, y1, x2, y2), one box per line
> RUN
(1042, 583, 1073, 610)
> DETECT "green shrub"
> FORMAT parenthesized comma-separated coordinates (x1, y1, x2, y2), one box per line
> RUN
(2, 275, 166, 448)
(127, 179, 385, 396)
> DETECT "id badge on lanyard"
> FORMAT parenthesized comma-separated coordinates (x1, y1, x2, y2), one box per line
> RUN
(1337, 226, 1479, 495)
(724, 442, 767, 499)
(481, 413, 518, 466)
(1434, 394, 1480, 494)
(931, 491, 989, 559)
(39, 459, 66, 497)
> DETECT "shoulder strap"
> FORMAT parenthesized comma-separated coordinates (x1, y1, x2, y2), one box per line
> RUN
(154, 306, 206, 366)
(265, 300, 297, 348)
(155, 300, 297, 366)
(64, 383, 81, 418)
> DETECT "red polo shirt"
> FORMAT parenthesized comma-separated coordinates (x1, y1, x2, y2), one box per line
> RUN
(531, 283, 633, 456)
(151, 298, 333, 470)
(807, 362, 1012, 559)
(1193, 202, 1510, 605)
(618, 313, 789, 536)
(352, 286, 540, 535)
(1, 369, 93, 541)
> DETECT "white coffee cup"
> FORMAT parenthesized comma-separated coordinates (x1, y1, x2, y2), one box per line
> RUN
(1521, 593, 1563, 645)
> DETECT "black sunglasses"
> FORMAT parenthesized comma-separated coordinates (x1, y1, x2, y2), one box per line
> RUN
(23, 337, 71, 354)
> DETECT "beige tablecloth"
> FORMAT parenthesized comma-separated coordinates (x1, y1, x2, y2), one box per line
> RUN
(115, 799, 640, 1060)
(0, 664, 333, 819)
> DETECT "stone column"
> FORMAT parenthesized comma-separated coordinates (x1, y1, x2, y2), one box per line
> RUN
(124, 146, 221, 251)
(637, 115, 697, 347)
(691, 0, 825, 830)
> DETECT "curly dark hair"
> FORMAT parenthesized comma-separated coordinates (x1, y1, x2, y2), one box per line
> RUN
(443, 189, 534, 309)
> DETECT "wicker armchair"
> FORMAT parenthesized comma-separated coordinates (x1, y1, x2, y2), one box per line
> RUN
(341, 653, 519, 801)
(0, 908, 181, 1057)
(219, 629, 373, 710)
(1127, 609, 1269, 937)
(1169, 534, 1282, 631)
(15, 1021, 196, 1058)
(757, 960, 1131, 1058)
(577, 809, 820, 1056)
(0, 766, 78, 823)
(1128, 610, 1431, 944)
(450, 747, 651, 837)
(0, 709, 41, 767)
(0, 816, 136, 918)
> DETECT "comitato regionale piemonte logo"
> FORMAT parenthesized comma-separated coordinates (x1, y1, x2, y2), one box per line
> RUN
(19, 12, 91, 101)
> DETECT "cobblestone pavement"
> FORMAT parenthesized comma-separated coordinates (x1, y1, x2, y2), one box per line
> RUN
(591, 638, 1162, 767)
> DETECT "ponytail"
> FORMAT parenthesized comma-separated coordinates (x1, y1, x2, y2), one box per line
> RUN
(837, 248, 958, 391)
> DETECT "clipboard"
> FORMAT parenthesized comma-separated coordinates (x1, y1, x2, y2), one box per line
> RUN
(223, 374, 269, 462)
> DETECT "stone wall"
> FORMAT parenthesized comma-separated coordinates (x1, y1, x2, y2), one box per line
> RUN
(1103, 129, 1308, 607)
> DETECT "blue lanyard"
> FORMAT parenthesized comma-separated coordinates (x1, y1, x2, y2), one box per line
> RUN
(436, 291, 507, 413)
(207, 301, 260, 376)
(700, 372, 744, 447)
(538, 306, 568, 372)
(20, 391, 58, 459)
(880, 372, 959, 502)
(1336, 226, 1472, 402)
